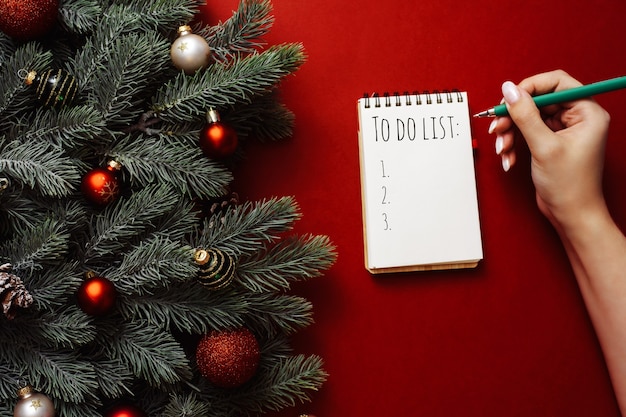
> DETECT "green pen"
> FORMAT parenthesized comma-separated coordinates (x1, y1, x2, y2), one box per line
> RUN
(473, 75, 626, 117)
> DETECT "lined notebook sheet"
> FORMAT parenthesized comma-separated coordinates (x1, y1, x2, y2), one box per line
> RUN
(357, 91, 483, 274)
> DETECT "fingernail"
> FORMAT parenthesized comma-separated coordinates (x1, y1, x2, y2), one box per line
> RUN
(488, 119, 498, 134)
(501, 154, 511, 172)
(495, 135, 504, 155)
(501, 81, 521, 104)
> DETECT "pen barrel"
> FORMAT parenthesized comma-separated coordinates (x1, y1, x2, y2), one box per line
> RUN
(492, 75, 626, 117)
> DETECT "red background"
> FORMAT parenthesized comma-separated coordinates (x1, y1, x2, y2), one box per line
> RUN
(202, 1, 626, 416)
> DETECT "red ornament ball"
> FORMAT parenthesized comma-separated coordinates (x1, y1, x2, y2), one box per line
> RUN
(0, 0, 59, 40)
(77, 275, 117, 316)
(196, 327, 260, 388)
(199, 109, 238, 159)
(104, 404, 147, 417)
(81, 162, 121, 205)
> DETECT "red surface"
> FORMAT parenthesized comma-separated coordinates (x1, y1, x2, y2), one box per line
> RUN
(202, 1, 626, 416)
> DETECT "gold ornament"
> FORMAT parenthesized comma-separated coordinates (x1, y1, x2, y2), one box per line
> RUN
(13, 385, 55, 417)
(194, 248, 235, 290)
(169, 25, 211, 74)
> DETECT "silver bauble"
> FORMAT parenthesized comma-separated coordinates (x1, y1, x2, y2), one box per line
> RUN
(170, 25, 211, 74)
(13, 386, 55, 417)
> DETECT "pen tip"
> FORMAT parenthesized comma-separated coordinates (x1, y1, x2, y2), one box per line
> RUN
(473, 111, 488, 118)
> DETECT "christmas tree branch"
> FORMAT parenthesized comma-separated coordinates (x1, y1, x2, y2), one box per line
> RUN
(246, 293, 315, 336)
(0, 139, 80, 197)
(88, 32, 170, 127)
(98, 320, 192, 386)
(227, 93, 296, 142)
(204, 0, 274, 62)
(110, 134, 232, 198)
(2, 218, 70, 272)
(22, 105, 105, 156)
(84, 184, 181, 261)
(160, 393, 211, 417)
(238, 234, 337, 292)
(117, 284, 248, 333)
(198, 196, 302, 257)
(151, 43, 306, 123)
(28, 262, 83, 310)
(93, 360, 135, 399)
(221, 354, 327, 415)
(105, 236, 195, 296)
(0, 43, 52, 130)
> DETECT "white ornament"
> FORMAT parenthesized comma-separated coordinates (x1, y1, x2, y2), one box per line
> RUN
(170, 25, 211, 74)
(13, 386, 55, 417)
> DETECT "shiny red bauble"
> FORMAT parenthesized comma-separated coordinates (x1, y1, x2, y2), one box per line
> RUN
(196, 327, 260, 388)
(0, 0, 59, 40)
(81, 162, 121, 205)
(104, 404, 147, 417)
(199, 109, 238, 159)
(77, 275, 117, 316)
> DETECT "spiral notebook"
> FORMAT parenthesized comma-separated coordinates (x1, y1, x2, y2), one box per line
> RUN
(357, 90, 483, 274)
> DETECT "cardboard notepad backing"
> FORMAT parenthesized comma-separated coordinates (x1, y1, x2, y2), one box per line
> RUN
(357, 91, 483, 273)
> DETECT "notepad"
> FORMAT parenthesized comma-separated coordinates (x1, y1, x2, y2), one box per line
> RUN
(357, 90, 483, 274)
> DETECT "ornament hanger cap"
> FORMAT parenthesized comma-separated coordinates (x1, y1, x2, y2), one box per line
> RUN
(17, 385, 33, 398)
(178, 25, 192, 35)
(24, 70, 37, 86)
(206, 108, 220, 123)
(107, 160, 122, 171)
(195, 249, 209, 265)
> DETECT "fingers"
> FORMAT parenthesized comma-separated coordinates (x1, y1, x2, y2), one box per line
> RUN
(491, 118, 516, 171)
(517, 69, 582, 97)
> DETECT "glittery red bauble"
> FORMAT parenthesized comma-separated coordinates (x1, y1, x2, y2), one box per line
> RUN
(199, 121, 238, 159)
(104, 404, 147, 417)
(196, 328, 260, 388)
(81, 166, 120, 205)
(77, 275, 117, 316)
(0, 0, 59, 40)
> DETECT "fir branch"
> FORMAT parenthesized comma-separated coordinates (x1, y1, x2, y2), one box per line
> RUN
(105, 236, 196, 296)
(27, 262, 83, 310)
(106, 0, 201, 33)
(59, 0, 102, 35)
(228, 94, 296, 142)
(22, 105, 106, 154)
(84, 184, 180, 261)
(204, 0, 274, 62)
(2, 218, 70, 272)
(89, 32, 171, 127)
(246, 293, 314, 336)
(3, 342, 100, 404)
(111, 134, 232, 198)
(151, 43, 306, 123)
(224, 354, 327, 415)
(117, 283, 248, 334)
(0, 43, 52, 131)
(152, 199, 200, 243)
(197, 196, 302, 257)
(238, 234, 337, 292)
(53, 401, 100, 417)
(0, 365, 20, 405)
(0, 139, 81, 197)
(24, 261, 80, 306)
(161, 393, 212, 417)
(101, 320, 192, 387)
(24, 307, 97, 349)
(93, 360, 135, 399)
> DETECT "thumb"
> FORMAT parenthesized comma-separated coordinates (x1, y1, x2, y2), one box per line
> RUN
(502, 81, 553, 149)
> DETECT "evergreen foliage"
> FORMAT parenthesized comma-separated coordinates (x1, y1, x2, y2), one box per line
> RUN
(0, 0, 336, 415)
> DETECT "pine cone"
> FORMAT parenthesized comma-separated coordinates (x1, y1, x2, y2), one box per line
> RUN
(0, 264, 34, 320)
(202, 192, 240, 227)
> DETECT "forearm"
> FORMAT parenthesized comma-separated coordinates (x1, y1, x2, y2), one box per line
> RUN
(554, 206, 626, 415)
